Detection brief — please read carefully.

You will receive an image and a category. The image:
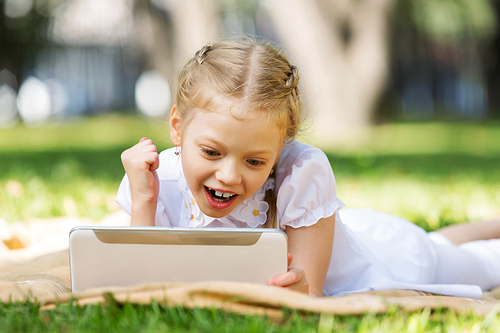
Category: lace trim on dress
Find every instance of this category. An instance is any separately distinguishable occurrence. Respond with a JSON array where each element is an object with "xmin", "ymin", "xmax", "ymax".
[
  {"xmin": 177, "ymin": 175, "xmax": 275, "ymax": 228},
  {"xmin": 278, "ymin": 197, "xmax": 345, "ymax": 230}
]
